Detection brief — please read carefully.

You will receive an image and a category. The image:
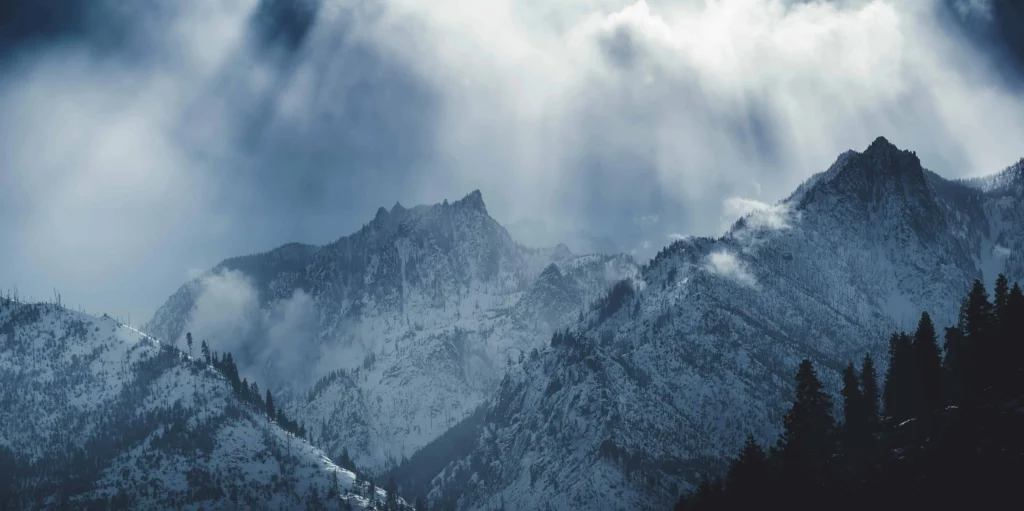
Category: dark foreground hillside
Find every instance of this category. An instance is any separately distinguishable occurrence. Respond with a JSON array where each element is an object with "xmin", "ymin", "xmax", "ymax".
[{"xmin": 676, "ymin": 276, "xmax": 1024, "ymax": 511}]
